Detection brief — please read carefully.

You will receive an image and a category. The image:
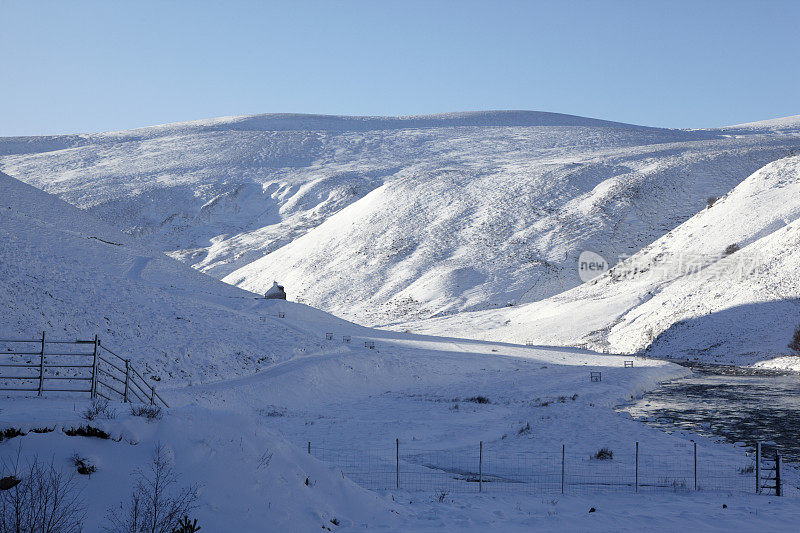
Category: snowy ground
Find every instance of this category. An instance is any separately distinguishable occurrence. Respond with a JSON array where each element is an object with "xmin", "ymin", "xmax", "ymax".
[{"xmin": 3, "ymin": 331, "xmax": 798, "ymax": 531}]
